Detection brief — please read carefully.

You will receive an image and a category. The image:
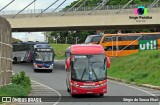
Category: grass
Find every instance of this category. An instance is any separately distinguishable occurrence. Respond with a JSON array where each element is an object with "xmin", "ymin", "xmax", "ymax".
[
  {"xmin": 108, "ymin": 50, "xmax": 160, "ymax": 86},
  {"xmin": 50, "ymin": 44, "xmax": 71, "ymax": 60},
  {"xmin": 0, "ymin": 71, "xmax": 31, "ymax": 103},
  {"xmin": 0, "ymin": 84, "xmax": 28, "ymax": 96}
]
